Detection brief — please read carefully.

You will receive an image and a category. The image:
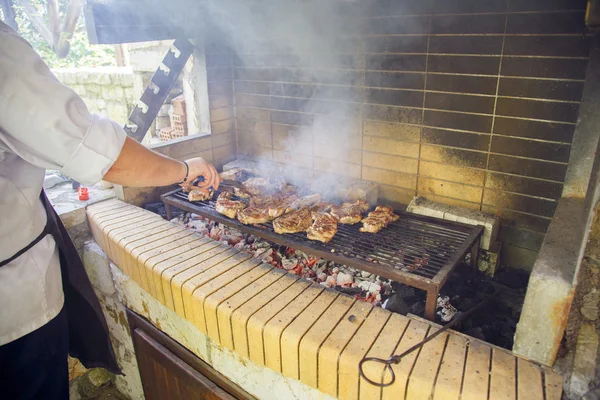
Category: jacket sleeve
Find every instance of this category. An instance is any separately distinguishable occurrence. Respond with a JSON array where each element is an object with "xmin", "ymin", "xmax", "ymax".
[{"xmin": 0, "ymin": 24, "xmax": 127, "ymax": 185}]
